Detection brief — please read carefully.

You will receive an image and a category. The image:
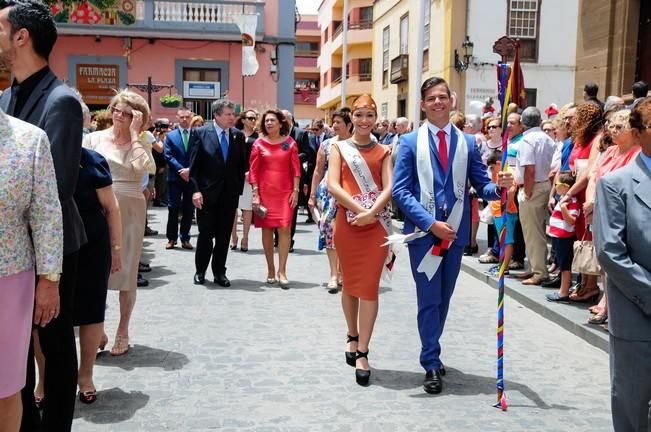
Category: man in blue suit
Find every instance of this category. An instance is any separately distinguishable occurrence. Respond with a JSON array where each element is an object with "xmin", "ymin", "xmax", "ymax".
[
  {"xmin": 164, "ymin": 107, "xmax": 195, "ymax": 250},
  {"xmin": 392, "ymin": 77, "xmax": 513, "ymax": 394}
]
